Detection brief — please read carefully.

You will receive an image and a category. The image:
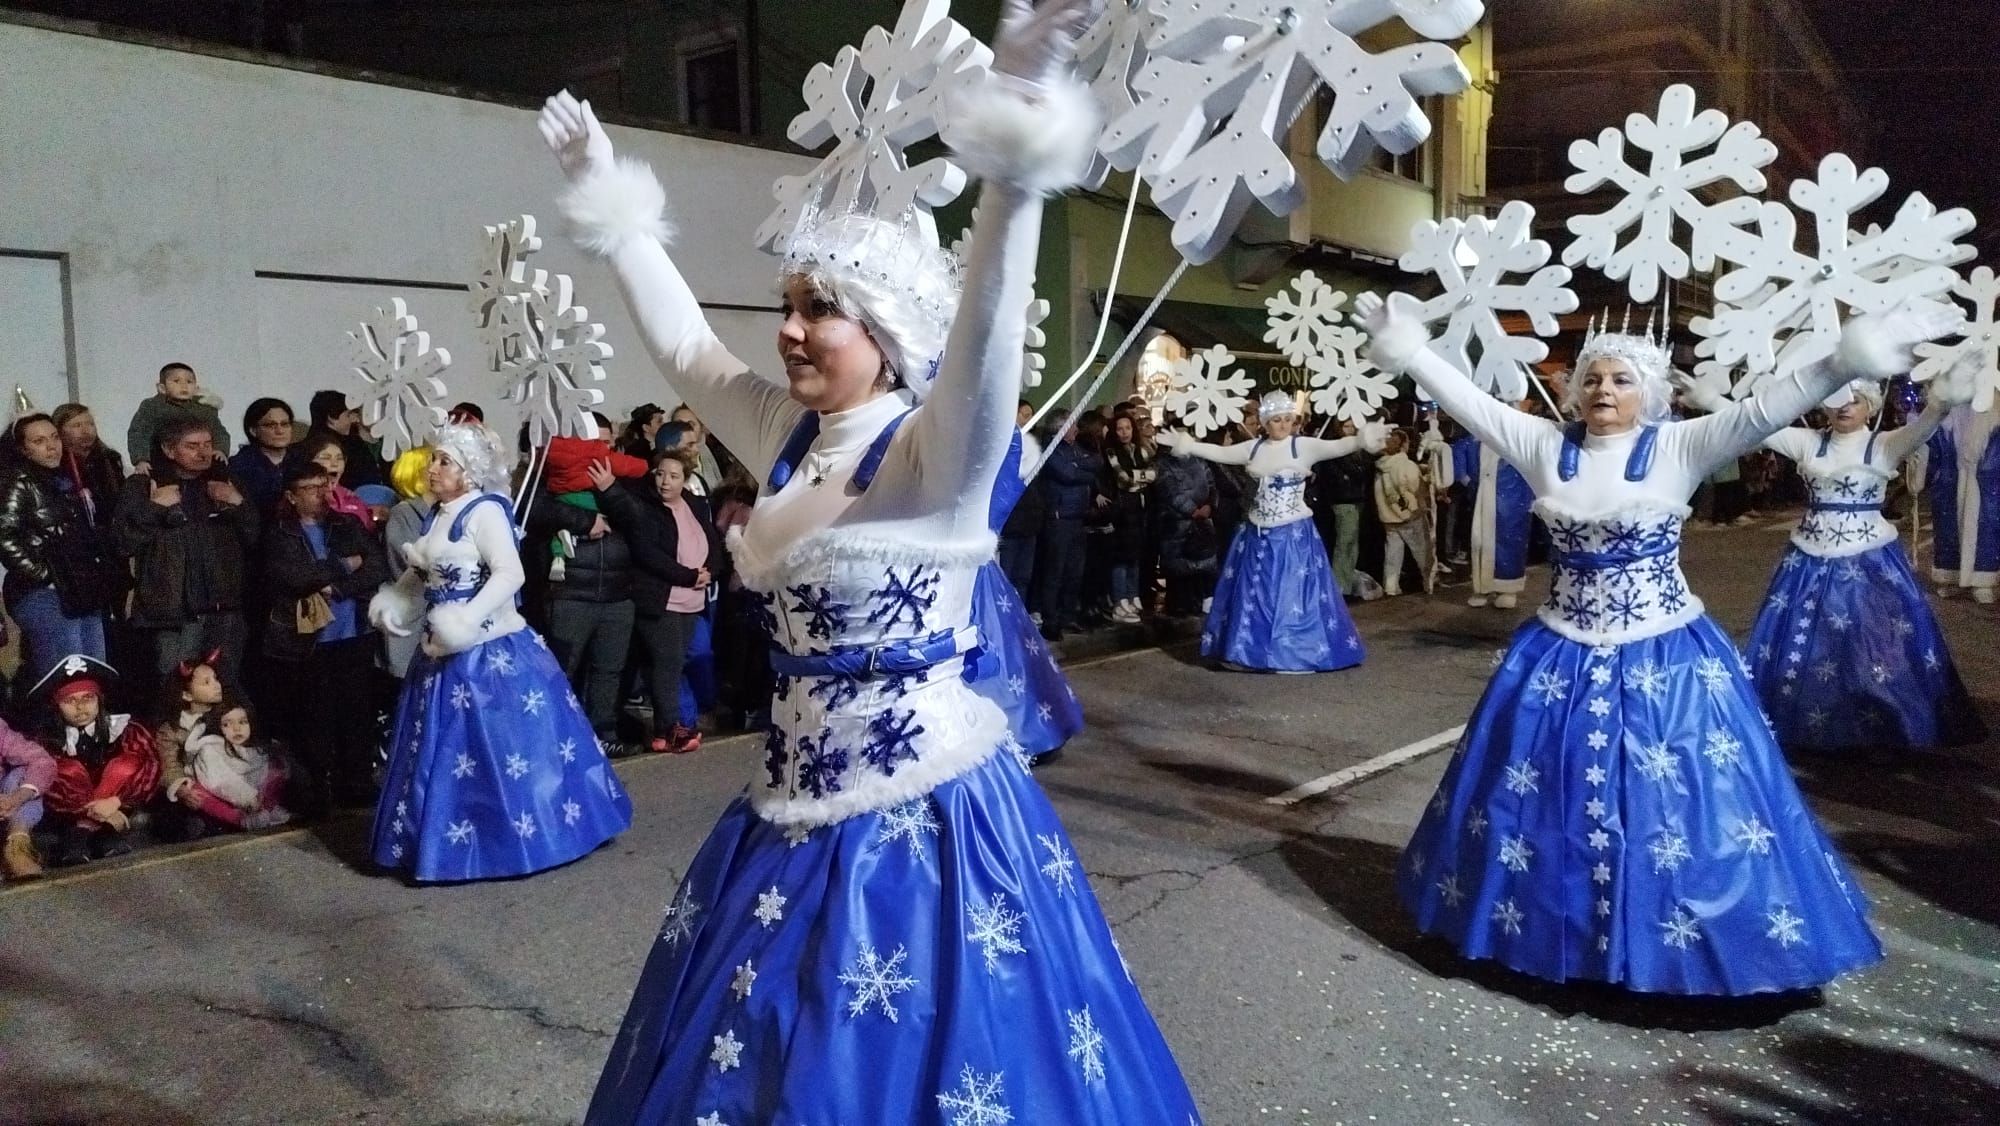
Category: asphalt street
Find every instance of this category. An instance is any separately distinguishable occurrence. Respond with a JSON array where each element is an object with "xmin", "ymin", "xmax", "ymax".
[{"xmin": 4, "ymin": 514, "xmax": 1996, "ymax": 1125}]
